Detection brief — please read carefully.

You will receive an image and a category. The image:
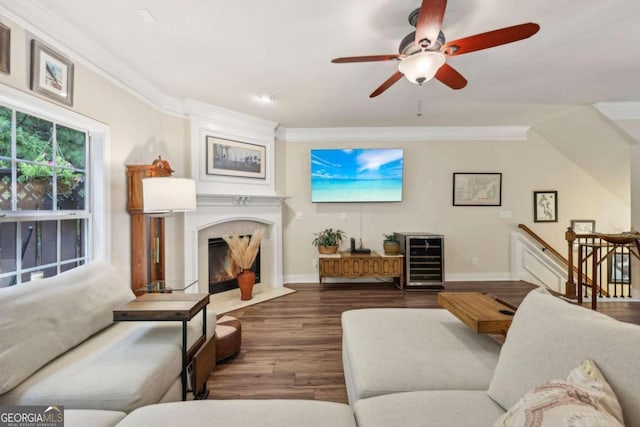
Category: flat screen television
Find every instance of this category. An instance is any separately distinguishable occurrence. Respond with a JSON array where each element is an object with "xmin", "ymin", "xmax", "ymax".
[{"xmin": 311, "ymin": 148, "xmax": 404, "ymax": 203}]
